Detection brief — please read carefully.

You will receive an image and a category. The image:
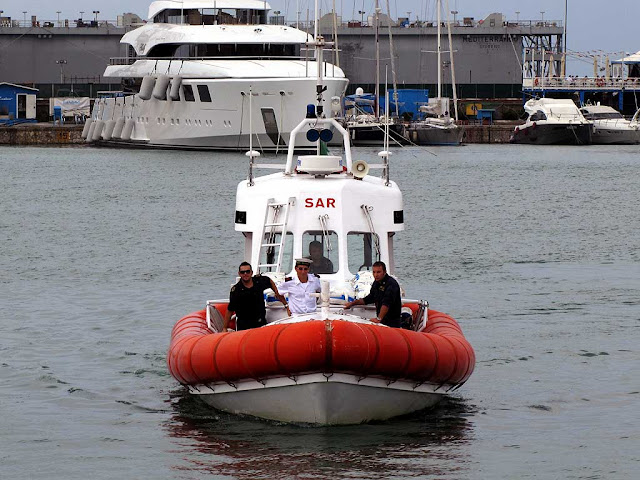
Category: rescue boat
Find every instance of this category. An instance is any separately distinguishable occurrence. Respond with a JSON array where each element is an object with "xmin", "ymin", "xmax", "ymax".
[{"xmin": 168, "ymin": 7, "xmax": 475, "ymax": 425}]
